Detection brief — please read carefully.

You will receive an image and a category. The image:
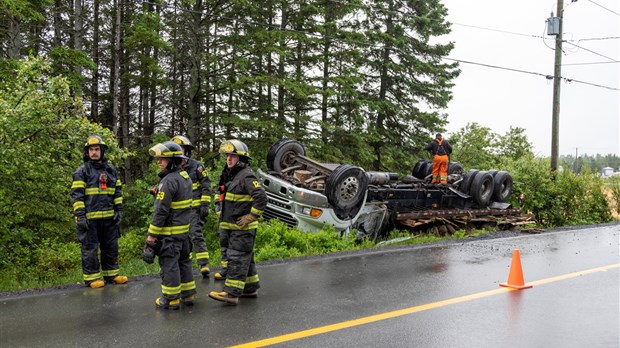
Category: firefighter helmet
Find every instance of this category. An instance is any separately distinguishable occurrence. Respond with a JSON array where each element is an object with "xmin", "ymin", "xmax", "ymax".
[
  {"xmin": 84, "ymin": 135, "xmax": 108, "ymax": 151},
  {"xmin": 219, "ymin": 139, "xmax": 251, "ymax": 159},
  {"xmin": 149, "ymin": 141, "xmax": 187, "ymax": 158},
  {"xmin": 171, "ymin": 135, "xmax": 195, "ymax": 150}
]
